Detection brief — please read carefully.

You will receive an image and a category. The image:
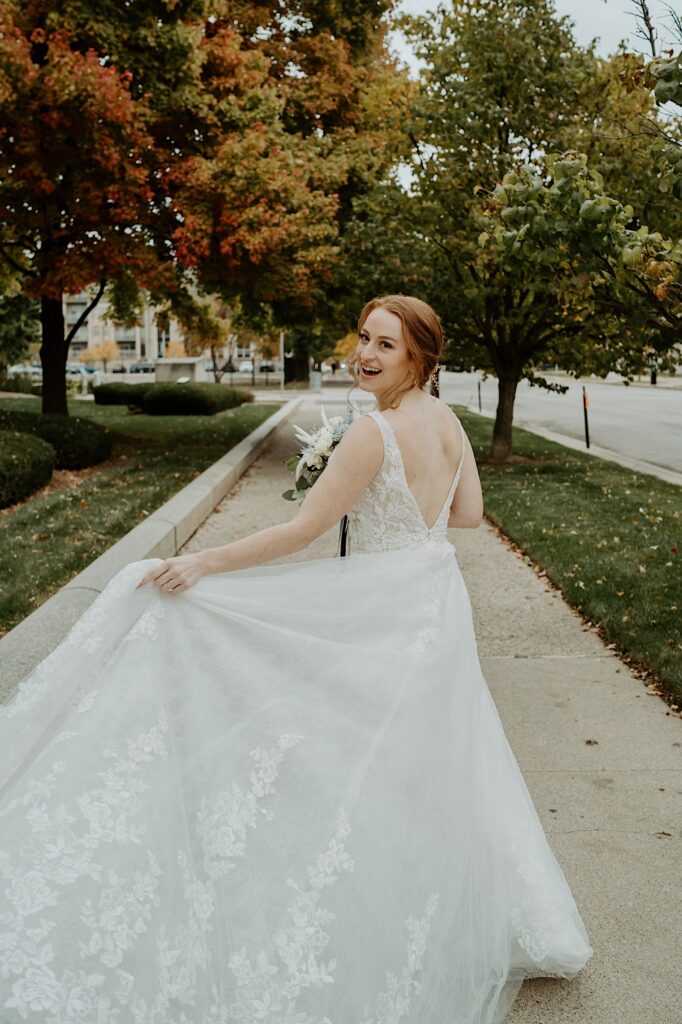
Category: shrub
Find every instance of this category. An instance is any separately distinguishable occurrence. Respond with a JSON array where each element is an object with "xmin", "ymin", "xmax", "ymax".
[
  {"xmin": 0, "ymin": 374, "xmax": 40, "ymax": 395},
  {"xmin": 0, "ymin": 430, "xmax": 55, "ymax": 508},
  {"xmin": 0, "ymin": 409, "xmax": 111, "ymax": 469},
  {"xmin": 141, "ymin": 383, "xmax": 250, "ymax": 416},
  {"xmin": 93, "ymin": 382, "xmax": 149, "ymax": 409}
]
